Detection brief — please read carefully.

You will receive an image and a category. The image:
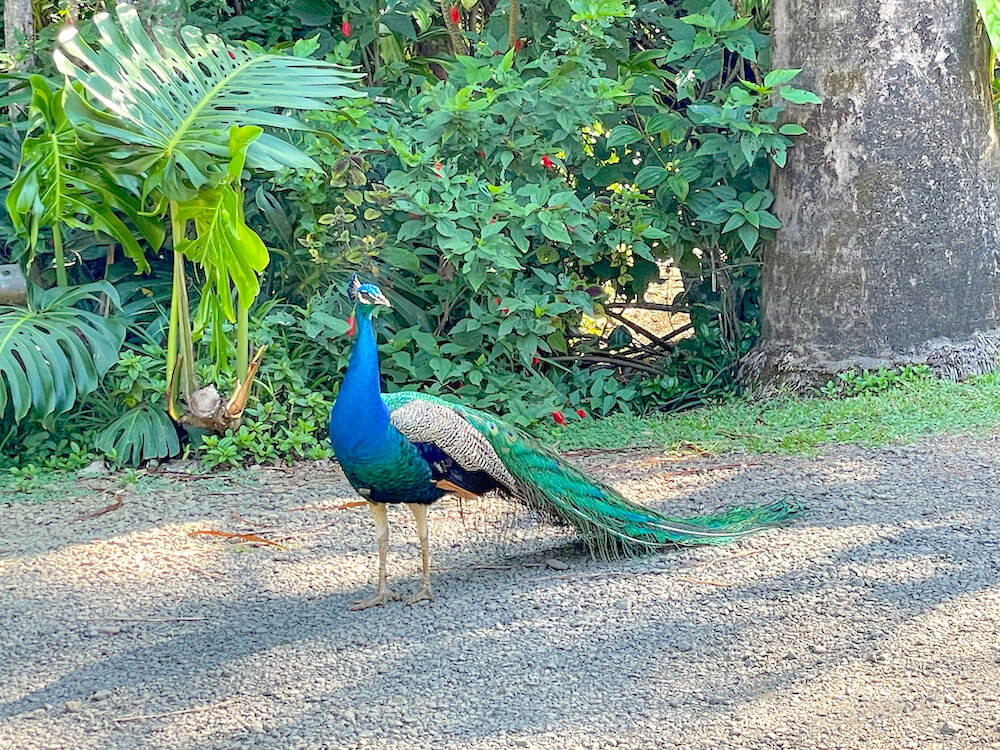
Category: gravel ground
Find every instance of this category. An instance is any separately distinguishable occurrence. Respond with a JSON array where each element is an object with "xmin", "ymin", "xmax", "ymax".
[{"xmin": 2, "ymin": 434, "xmax": 1000, "ymax": 750}]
